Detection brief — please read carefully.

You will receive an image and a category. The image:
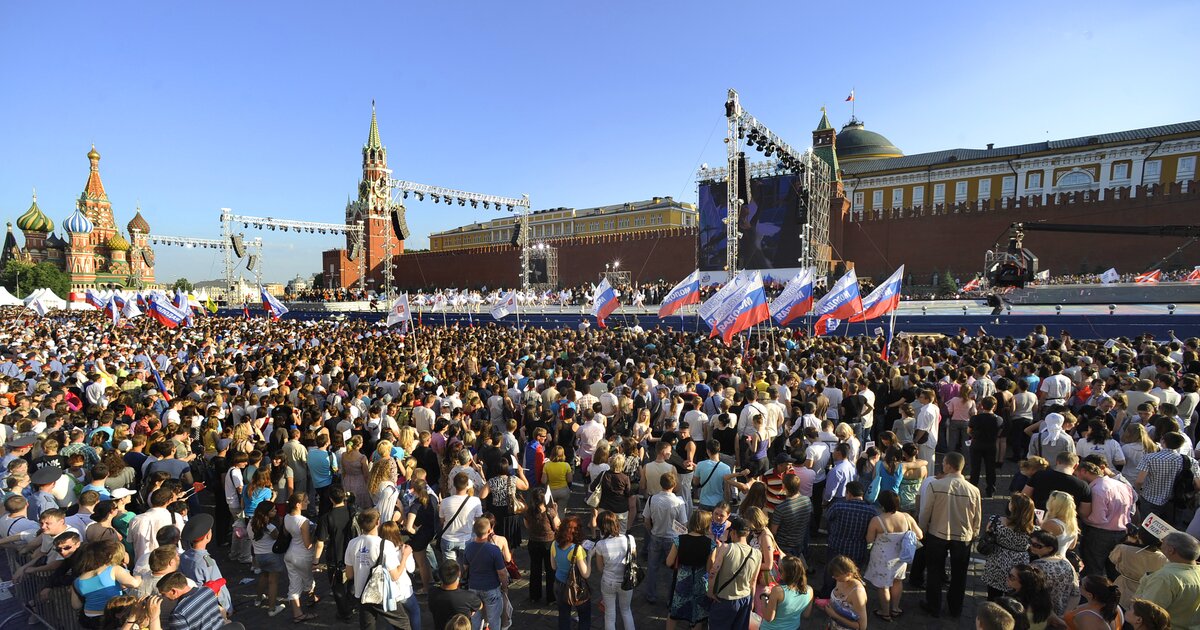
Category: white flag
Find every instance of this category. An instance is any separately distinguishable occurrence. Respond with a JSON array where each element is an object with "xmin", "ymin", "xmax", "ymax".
[
  {"xmin": 27, "ymin": 298, "xmax": 48, "ymax": 317},
  {"xmin": 1035, "ymin": 269, "xmax": 1050, "ymax": 281},
  {"xmin": 387, "ymin": 293, "xmax": 412, "ymax": 327},
  {"xmin": 1100, "ymin": 268, "xmax": 1119, "ymax": 284},
  {"xmin": 491, "ymin": 291, "xmax": 518, "ymax": 320},
  {"xmin": 122, "ymin": 299, "xmax": 143, "ymax": 320}
]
